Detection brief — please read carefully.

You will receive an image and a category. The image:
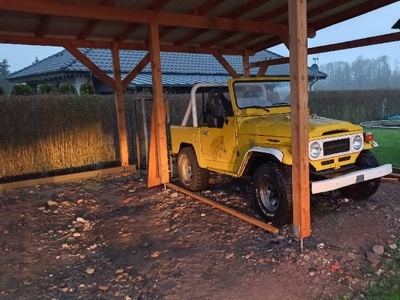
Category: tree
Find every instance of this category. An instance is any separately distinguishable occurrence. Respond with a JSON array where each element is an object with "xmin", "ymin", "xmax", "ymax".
[
  {"xmin": 32, "ymin": 57, "xmax": 40, "ymax": 65},
  {"xmin": 0, "ymin": 59, "xmax": 10, "ymax": 80}
]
